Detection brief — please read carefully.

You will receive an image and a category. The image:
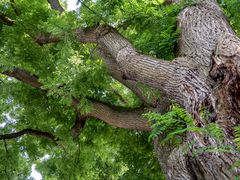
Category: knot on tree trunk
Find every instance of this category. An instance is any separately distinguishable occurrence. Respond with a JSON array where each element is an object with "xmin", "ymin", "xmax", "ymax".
[{"xmin": 210, "ymin": 33, "xmax": 240, "ymax": 131}]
